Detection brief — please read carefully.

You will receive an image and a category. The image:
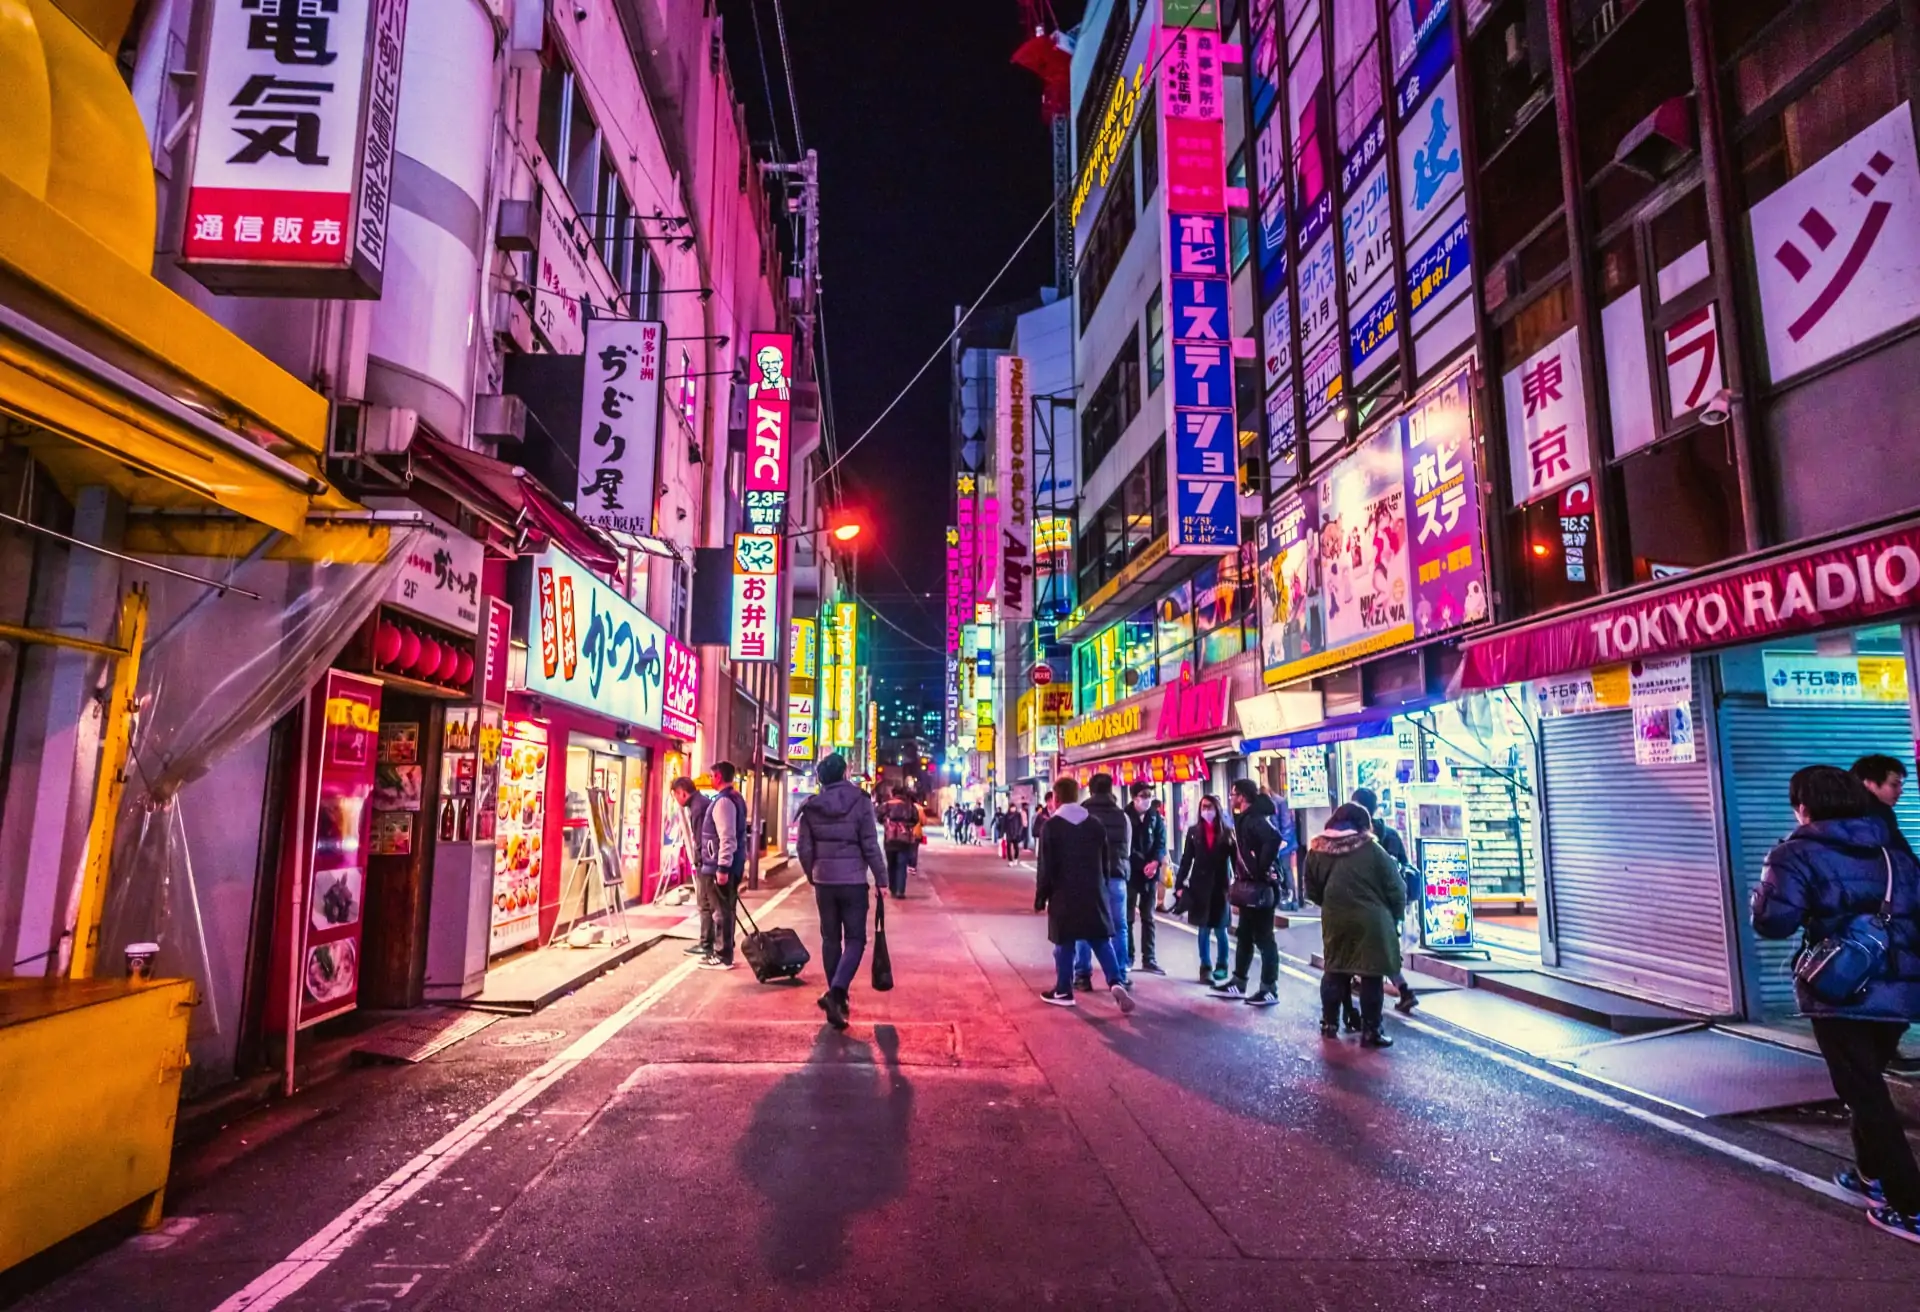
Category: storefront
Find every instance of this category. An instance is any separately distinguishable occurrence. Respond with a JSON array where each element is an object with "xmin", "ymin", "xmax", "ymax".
[{"xmin": 1460, "ymin": 517, "xmax": 1920, "ymax": 1018}]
